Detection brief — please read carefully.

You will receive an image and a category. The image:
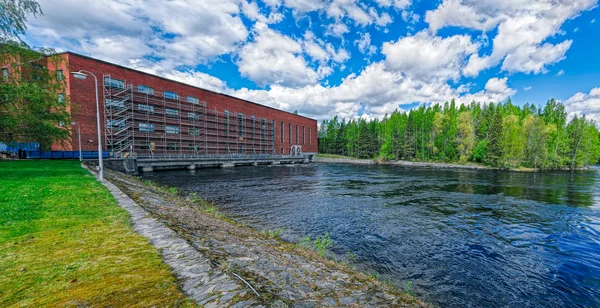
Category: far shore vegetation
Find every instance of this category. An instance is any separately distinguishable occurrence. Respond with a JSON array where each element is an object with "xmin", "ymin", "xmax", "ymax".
[
  {"xmin": 0, "ymin": 161, "xmax": 195, "ymax": 307},
  {"xmin": 318, "ymin": 99, "xmax": 600, "ymax": 170}
]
